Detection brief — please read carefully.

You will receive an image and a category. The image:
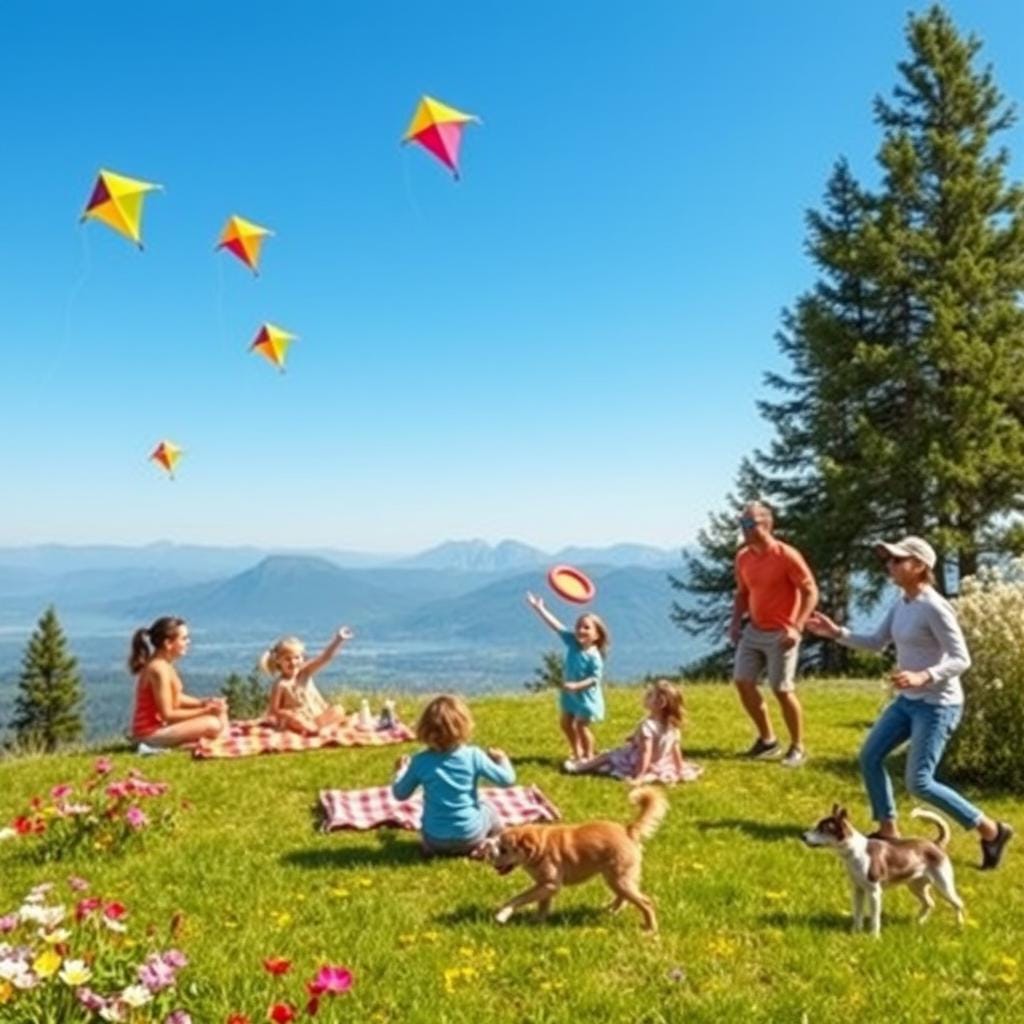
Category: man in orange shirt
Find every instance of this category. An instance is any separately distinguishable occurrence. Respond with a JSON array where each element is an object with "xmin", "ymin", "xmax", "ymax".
[{"xmin": 729, "ymin": 501, "xmax": 818, "ymax": 767}]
